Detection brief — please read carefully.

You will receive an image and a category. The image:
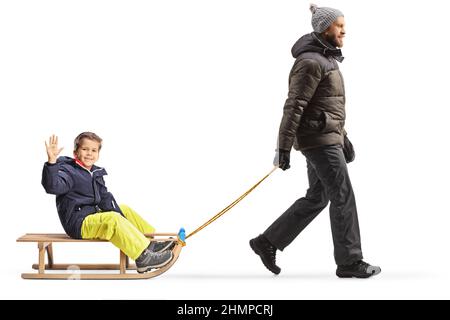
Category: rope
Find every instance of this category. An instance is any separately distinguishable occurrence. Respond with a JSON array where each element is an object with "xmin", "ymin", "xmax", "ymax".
[{"xmin": 186, "ymin": 166, "xmax": 278, "ymax": 239}]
